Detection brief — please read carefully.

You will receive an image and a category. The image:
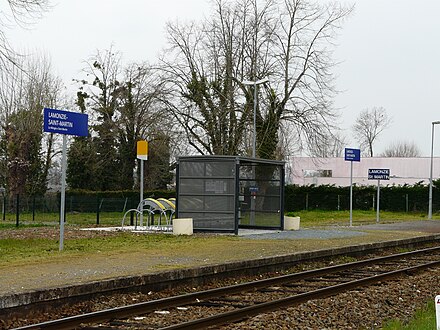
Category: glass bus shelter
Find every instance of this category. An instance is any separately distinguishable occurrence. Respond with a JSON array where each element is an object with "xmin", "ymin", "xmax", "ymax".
[{"xmin": 176, "ymin": 156, "xmax": 285, "ymax": 234}]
